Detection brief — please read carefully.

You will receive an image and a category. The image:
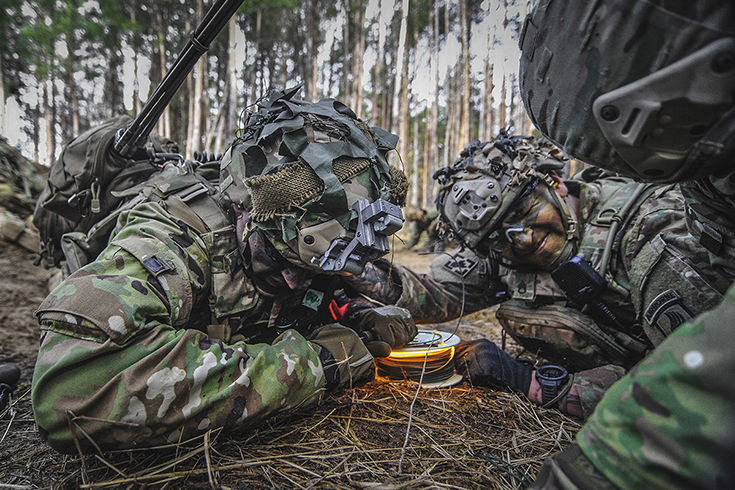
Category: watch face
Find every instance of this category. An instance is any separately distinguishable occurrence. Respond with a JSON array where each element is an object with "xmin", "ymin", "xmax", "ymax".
[{"xmin": 538, "ymin": 365, "xmax": 567, "ymax": 382}]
